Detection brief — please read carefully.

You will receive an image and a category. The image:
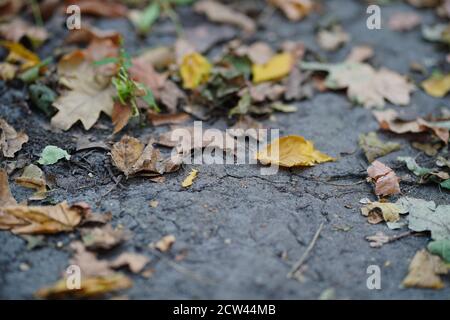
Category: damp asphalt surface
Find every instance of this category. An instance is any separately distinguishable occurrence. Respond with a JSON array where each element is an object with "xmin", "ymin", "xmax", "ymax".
[{"xmin": 1, "ymin": 0, "xmax": 450, "ymax": 299}]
